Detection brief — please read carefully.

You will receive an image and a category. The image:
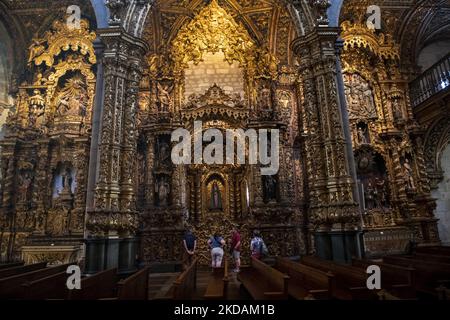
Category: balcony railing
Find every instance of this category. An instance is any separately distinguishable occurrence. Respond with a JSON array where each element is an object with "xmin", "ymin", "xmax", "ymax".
[{"xmin": 410, "ymin": 52, "xmax": 450, "ymax": 107}]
